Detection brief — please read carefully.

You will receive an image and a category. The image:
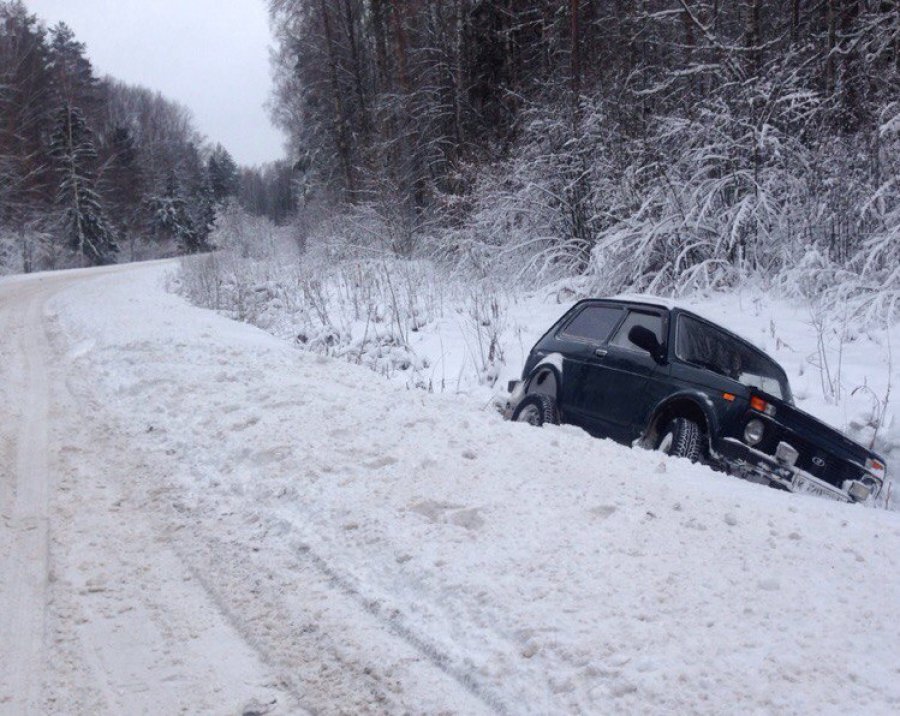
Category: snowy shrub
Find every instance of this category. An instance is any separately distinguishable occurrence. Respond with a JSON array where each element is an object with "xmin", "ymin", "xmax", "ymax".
[
  {"xmin": 179, "ymin": 208, "xmax": 299, "ymax": 326},
  {"xmin": 841, "ymin": 104, "xmax": 900, "ymax": 324},
  {"xmin": 0, "ymin": 226, "xmax": 53, "ymax": 274},
  {"xmin": 0, "ymin": 229, "xmax": 23, "ymax": 275},
  {"xmin": 211, "ymin": 202, "xmax": 284, "ymax": 260},
  {"xmin": 586, "ymin": 66, "xmax": 819, "ymax": 296},
  {"xmin": 434, "ymin": 97, "xmax": 623, "ymax": 286},
  {"xmin": 177, "ymin": 222, "xmax": 518, "ymax": 392}
]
